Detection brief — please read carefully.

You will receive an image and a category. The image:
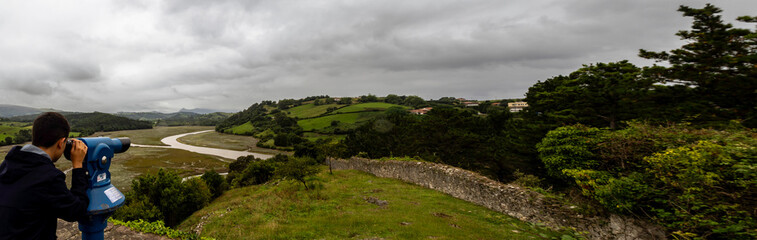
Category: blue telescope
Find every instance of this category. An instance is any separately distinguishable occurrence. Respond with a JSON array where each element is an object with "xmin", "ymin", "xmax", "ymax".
[{"xmin": 65, "ymin": 137, "xmax": 130, "ymax": 240}]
